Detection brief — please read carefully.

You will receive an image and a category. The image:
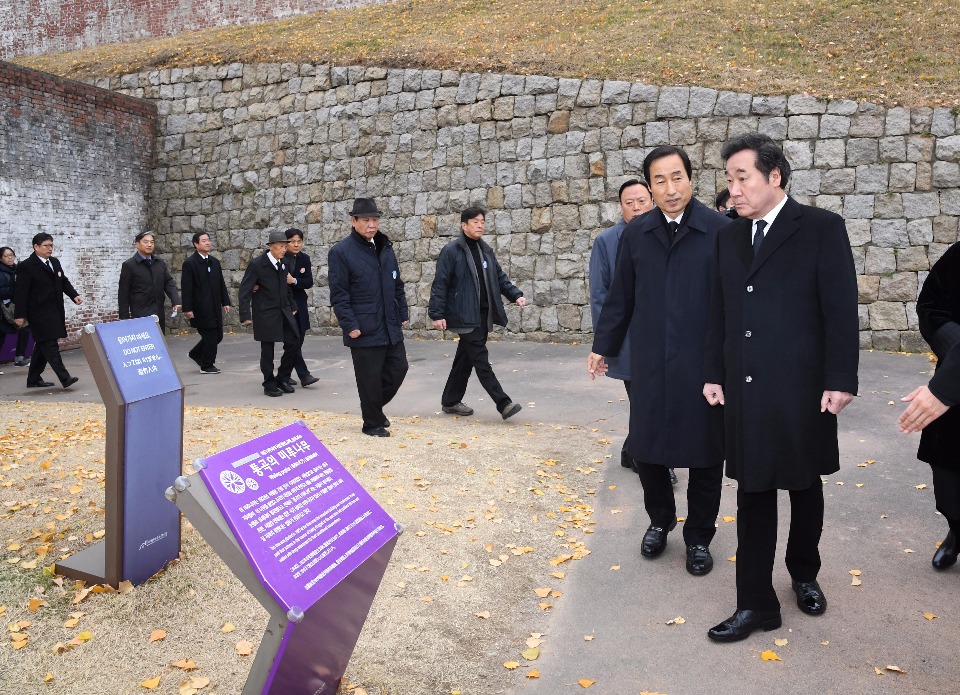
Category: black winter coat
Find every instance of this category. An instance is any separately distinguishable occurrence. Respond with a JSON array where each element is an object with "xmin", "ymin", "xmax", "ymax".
[
  {"xmin": 118, "ymin": 253, "xmax": 180, "ymax": 331},
  {"xmin": 704, "ymin": 197, "xmax": 859, "ymax": 492},
  {"xmin": 328, "ymin": 231, "xmax": 408, "ymax": 348},
  {"xmin": 14, "ymin": 254, "xmax": 80, "ymax": 342},
  {"xmin": 592, "ymin": 200, "xmax": 728, "ymax": 469},
  {"xmin": 0, "ymin": 262, "xmax": 14, "ymax": 302},
  {"xmin": 428, "ymin": 234, "xmax": 522, "ymax": 331},
  {"xmin": 238, "ymin": 251, "xmax": 299, "ymax": 343},
  {"xmin": 285, "ymin": 250, "xmax": 313, "ymax": 334},
  {"xmin": 917, "ymin": 242, "xmax": 960, "ymax": 470},
  {"xmin": 181, "ymin": 252, "xmax": 230, "ymax": 330}
]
